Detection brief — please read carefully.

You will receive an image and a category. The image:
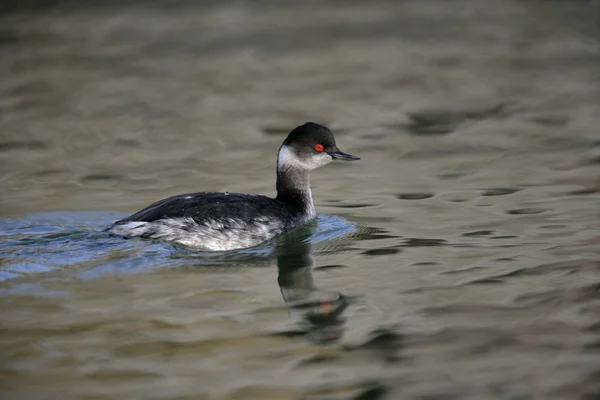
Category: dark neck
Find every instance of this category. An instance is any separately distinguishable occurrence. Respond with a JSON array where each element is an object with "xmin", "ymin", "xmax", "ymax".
[{"xmin": 275, "ymin": 167, "xmax": 314, "ymax": 212}]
